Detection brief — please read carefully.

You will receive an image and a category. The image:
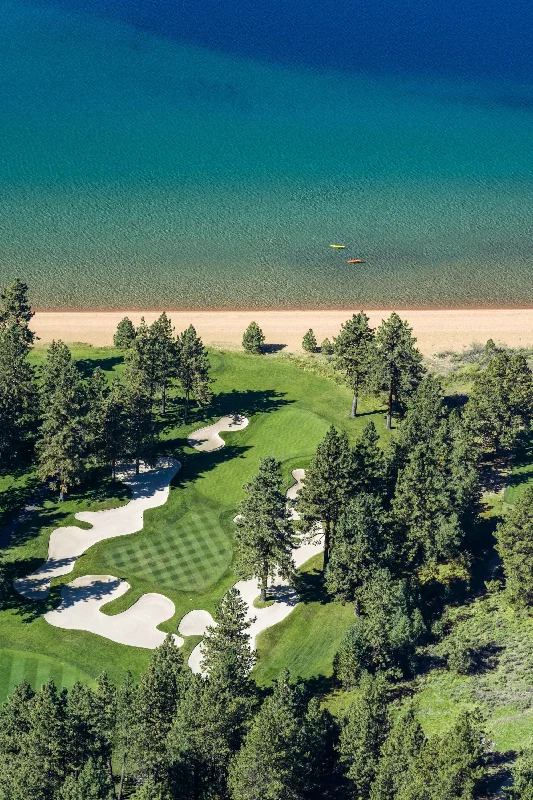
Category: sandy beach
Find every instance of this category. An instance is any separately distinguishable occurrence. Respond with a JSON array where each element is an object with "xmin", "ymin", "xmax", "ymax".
[{"xmin": 31, "ymin": 309, "xmax": 533, "ymax": 357}]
